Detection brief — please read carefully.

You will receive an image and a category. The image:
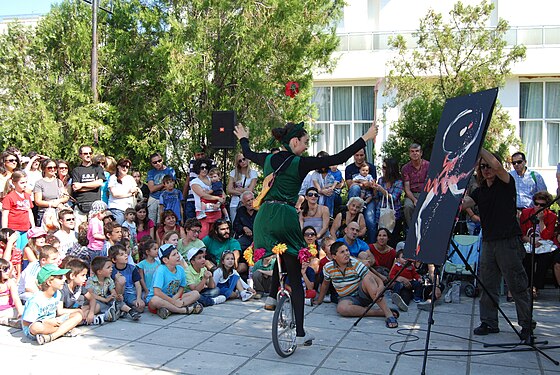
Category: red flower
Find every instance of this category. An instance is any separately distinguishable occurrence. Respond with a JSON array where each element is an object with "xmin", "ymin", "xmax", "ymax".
[
  {"xmin": 298, "ymin": 247, "xmax": 312, "ymax": 263},
  {"xmin": 285, "ymin": 81, "xmax": 300, "ymax": 98},
  {"xmin": 253, "ymin": 248, "xmax": 266, "ymax": 263}
]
